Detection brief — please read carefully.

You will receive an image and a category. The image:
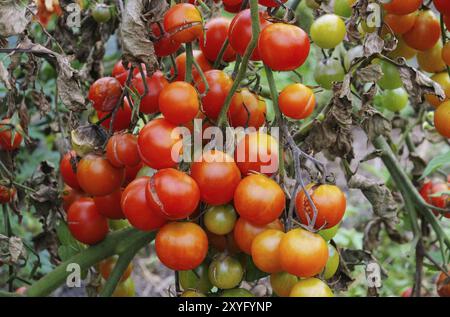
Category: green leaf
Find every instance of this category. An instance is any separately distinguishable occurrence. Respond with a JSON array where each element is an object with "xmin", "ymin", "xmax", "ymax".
[
  {"xmin": 421, "ymin": 151, "xmax": 450, "ymax": 179},
  {"xmin": 241, "ymin": 254, "xmax": 269, "ymax": 282}
]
